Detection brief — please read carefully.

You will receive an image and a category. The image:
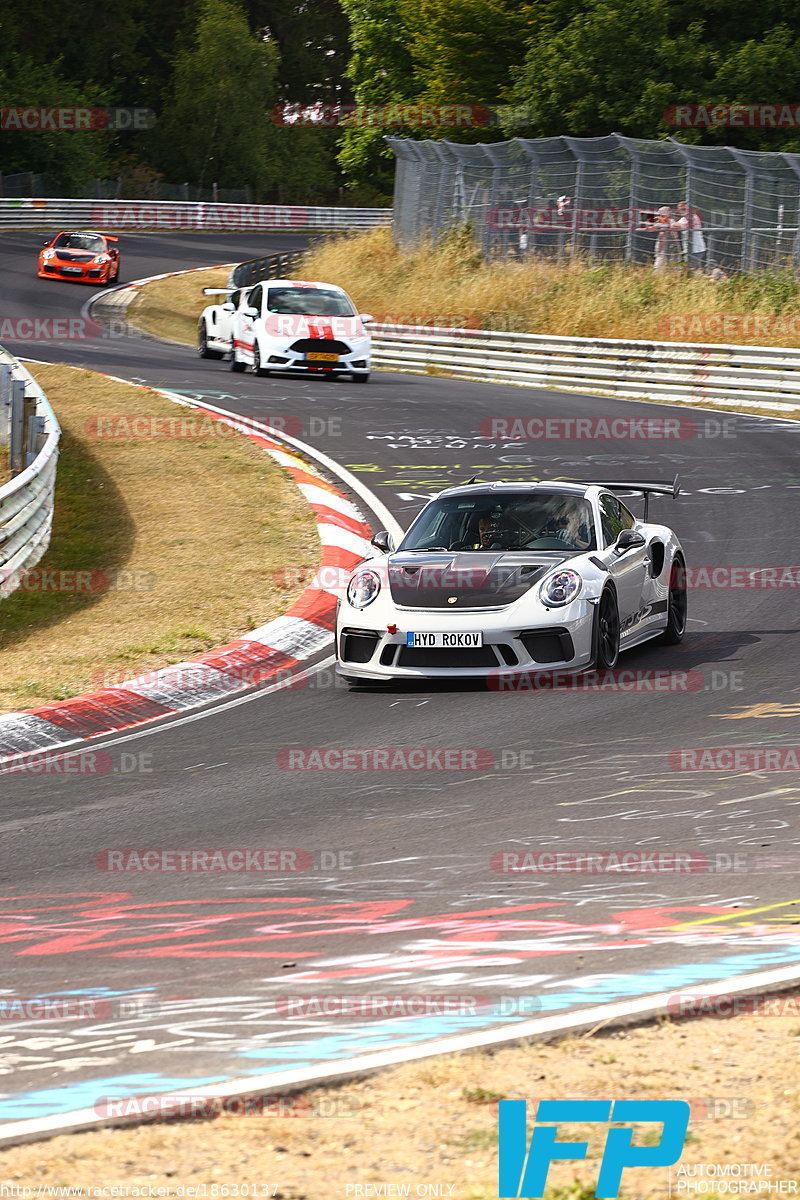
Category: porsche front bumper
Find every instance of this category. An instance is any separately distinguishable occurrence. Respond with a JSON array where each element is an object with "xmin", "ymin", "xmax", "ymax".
[{"xmin": 336, "ymin": 604, "xmax": 596, "ymax": 681}]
